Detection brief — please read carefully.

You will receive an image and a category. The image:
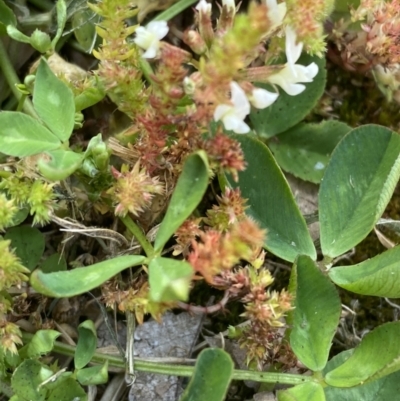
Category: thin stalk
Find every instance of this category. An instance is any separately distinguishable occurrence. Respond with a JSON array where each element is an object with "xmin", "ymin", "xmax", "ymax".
[
  {"xmin": 21, "ymin": 332, "xmax": 313, "ymax": 385},
  {"xmin": 231, "ymin": 370, "xmax": 312, "ymax": 386},
  {"xmin": 119, "ymin": 215, "xmax": 154, "ymax": 257},
  {"xmin": 16, "ymin": 94, "xmax": 28, "ymax": 112},
  {"xmin": 152, "ymin": 0, "xmax": 199, "ymax": 21},
  {"xmin": 0, "ymin": 41, "xmax": 38, "ymax": 118},
  {"xmin": 138, "ymin": 58, "xmax": 155, "ymax": 85}
]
